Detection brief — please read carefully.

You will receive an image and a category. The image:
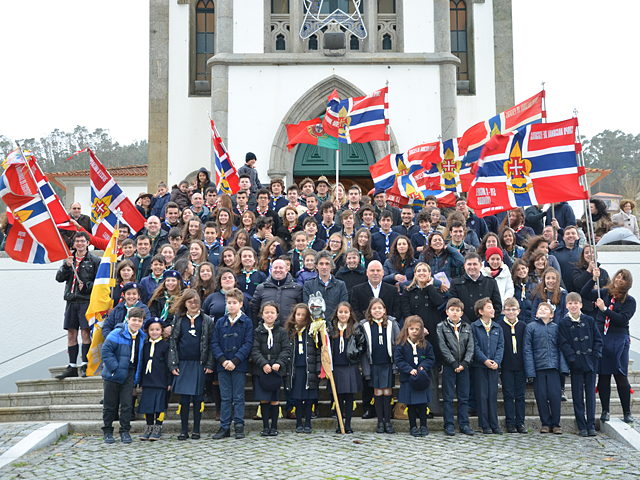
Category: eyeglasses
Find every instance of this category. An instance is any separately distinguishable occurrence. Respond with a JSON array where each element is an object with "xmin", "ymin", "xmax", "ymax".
[{"xmin": 503, "ymin": 308, "xmax": 519, "ymax": 312}]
